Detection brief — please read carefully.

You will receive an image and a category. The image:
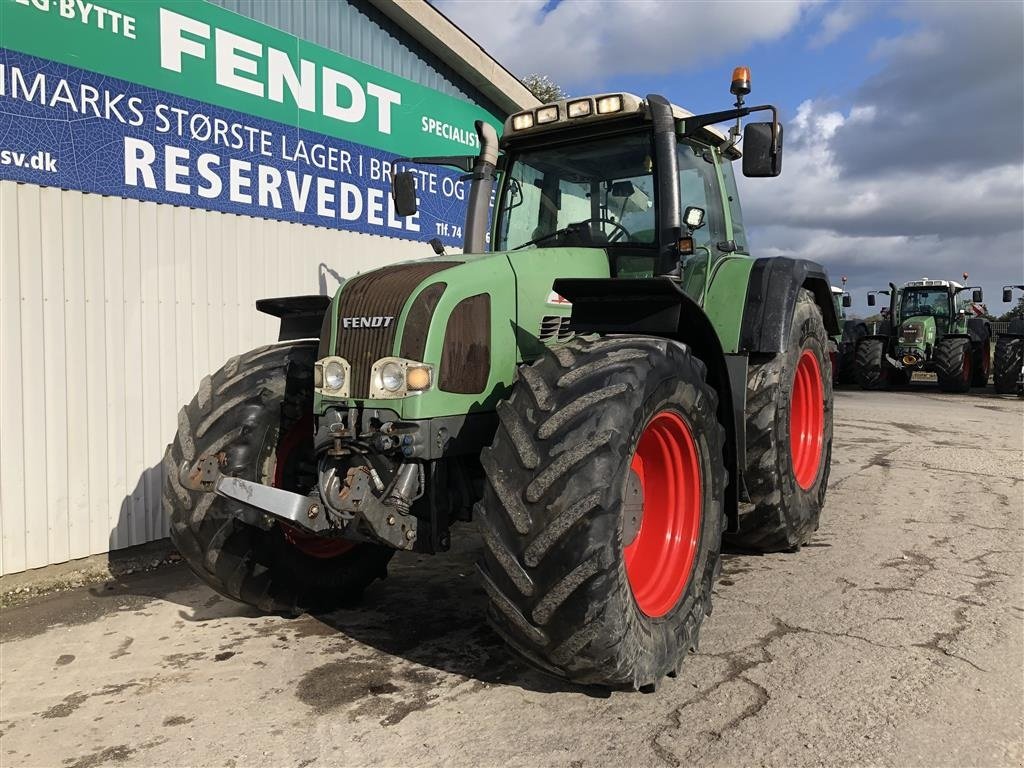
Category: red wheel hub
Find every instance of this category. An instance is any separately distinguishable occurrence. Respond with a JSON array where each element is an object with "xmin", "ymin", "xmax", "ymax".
[
  {"xmin": 624, "ymin": 411, "xmax": 702, "ymax": 618},
  {"xmin": 790, "ymin": 349, "xmax": 825, "ymax": 491},
  {"xmin": 274, "ymin": 415, "xmax": 354, "ymax": 559}
]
